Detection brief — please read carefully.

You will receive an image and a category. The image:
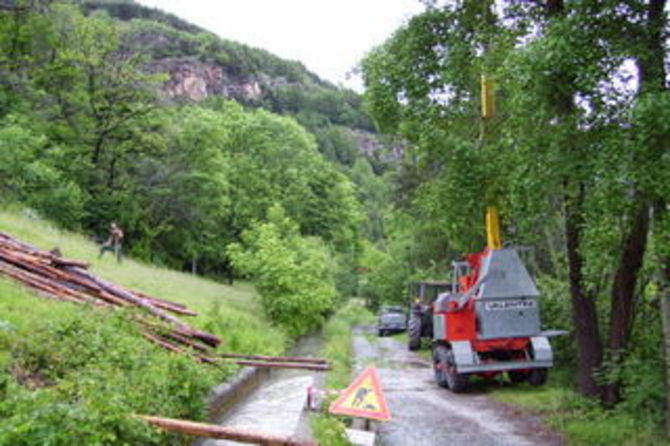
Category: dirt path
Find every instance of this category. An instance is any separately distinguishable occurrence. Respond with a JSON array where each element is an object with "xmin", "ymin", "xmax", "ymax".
[{"xmin": 352, "ymin": 326, "xmax": 564, "ymax": 446}]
